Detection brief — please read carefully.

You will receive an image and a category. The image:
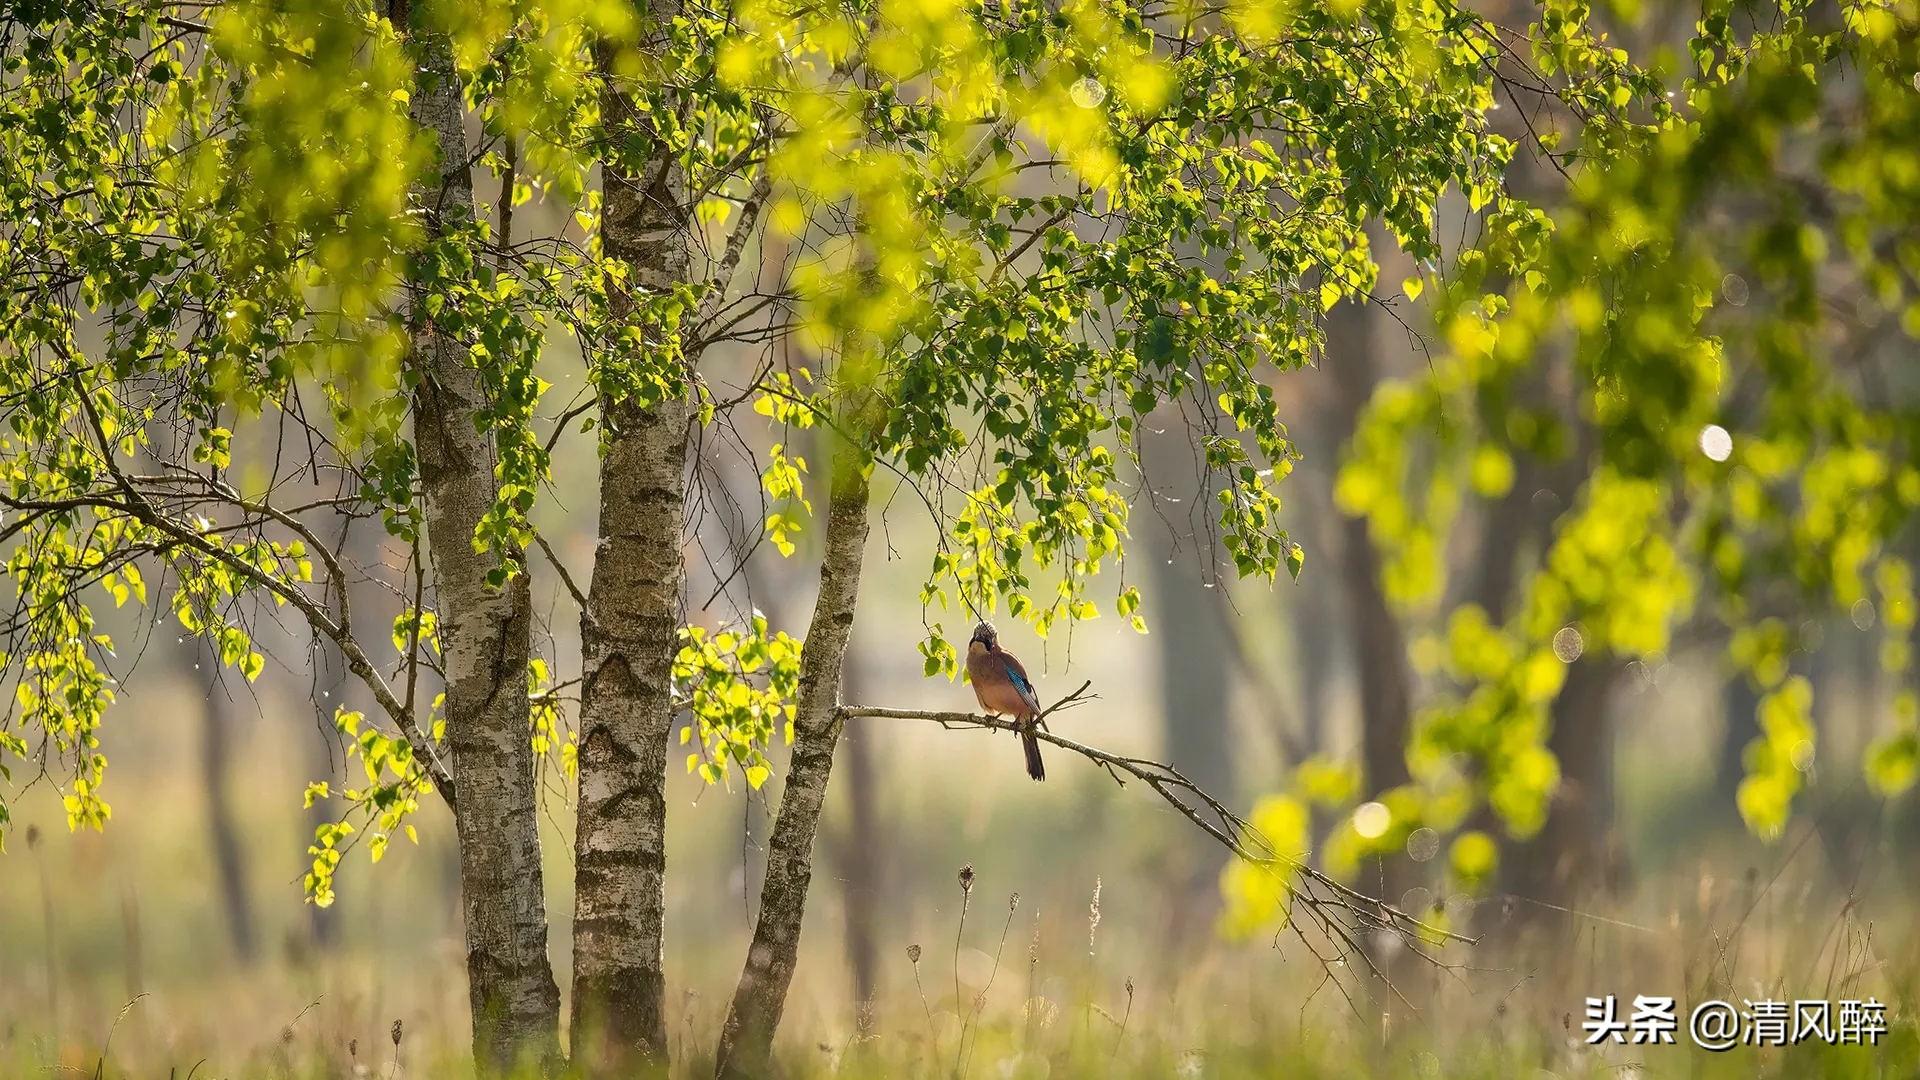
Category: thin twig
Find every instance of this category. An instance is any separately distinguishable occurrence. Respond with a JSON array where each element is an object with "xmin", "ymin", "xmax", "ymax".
[{"xmin": 839, "ymin": 683, "xmax": 1475, "ymax": 1003}]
